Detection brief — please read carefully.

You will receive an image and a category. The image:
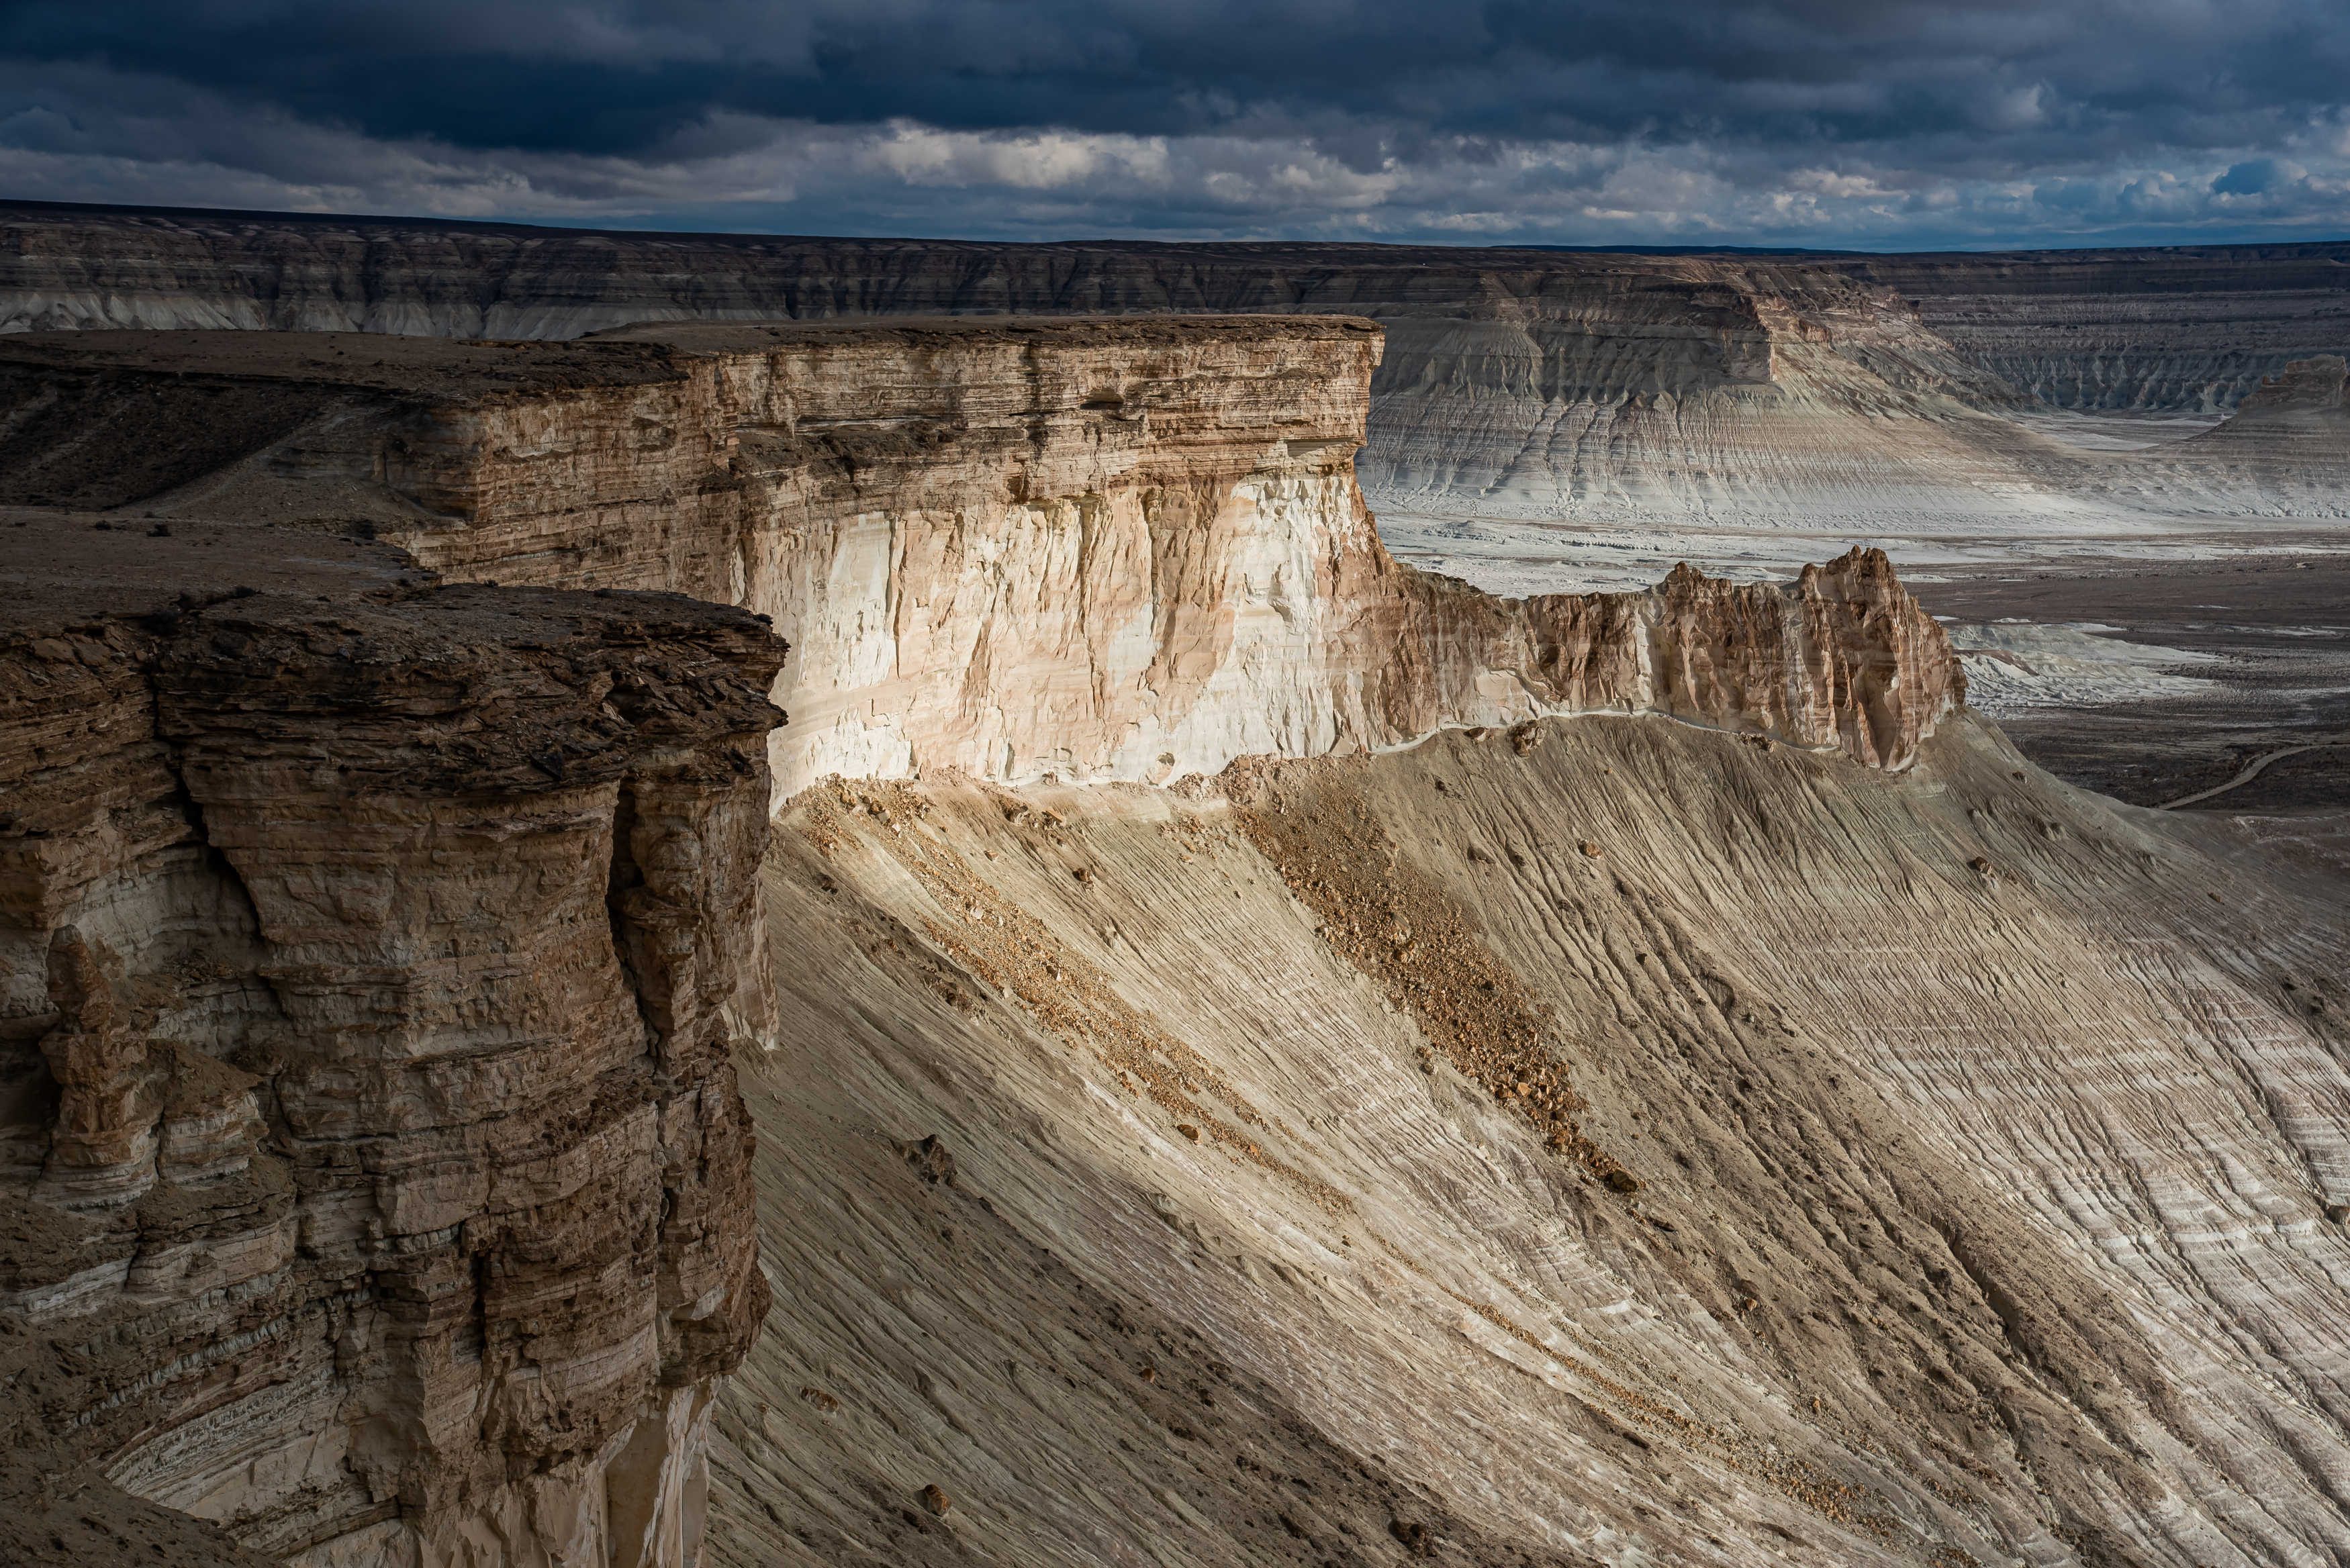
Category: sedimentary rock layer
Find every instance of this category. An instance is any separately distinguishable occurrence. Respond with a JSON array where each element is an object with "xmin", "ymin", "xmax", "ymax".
[
  {"xmin": 10, "ymin": 203, "xmax": 2350, "ymax": 525},
  {"xmin": 1814, "ymin": 242, "xmax": 2350, "ymax": 411},
  {"xmin": 0, "ymin": 203, "xmax": 2043, "ymax": 527},
  {"xmin": 0, "ymin": 517, "xmax": 784, "ymax": 1567},
  {"xmin": 3, "ymin": 263, "xmax": 2343, "ymax": 1568},
  {"xmin": 0, "ymin": 322, "xmax": 1962, "ymax": 793}
]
